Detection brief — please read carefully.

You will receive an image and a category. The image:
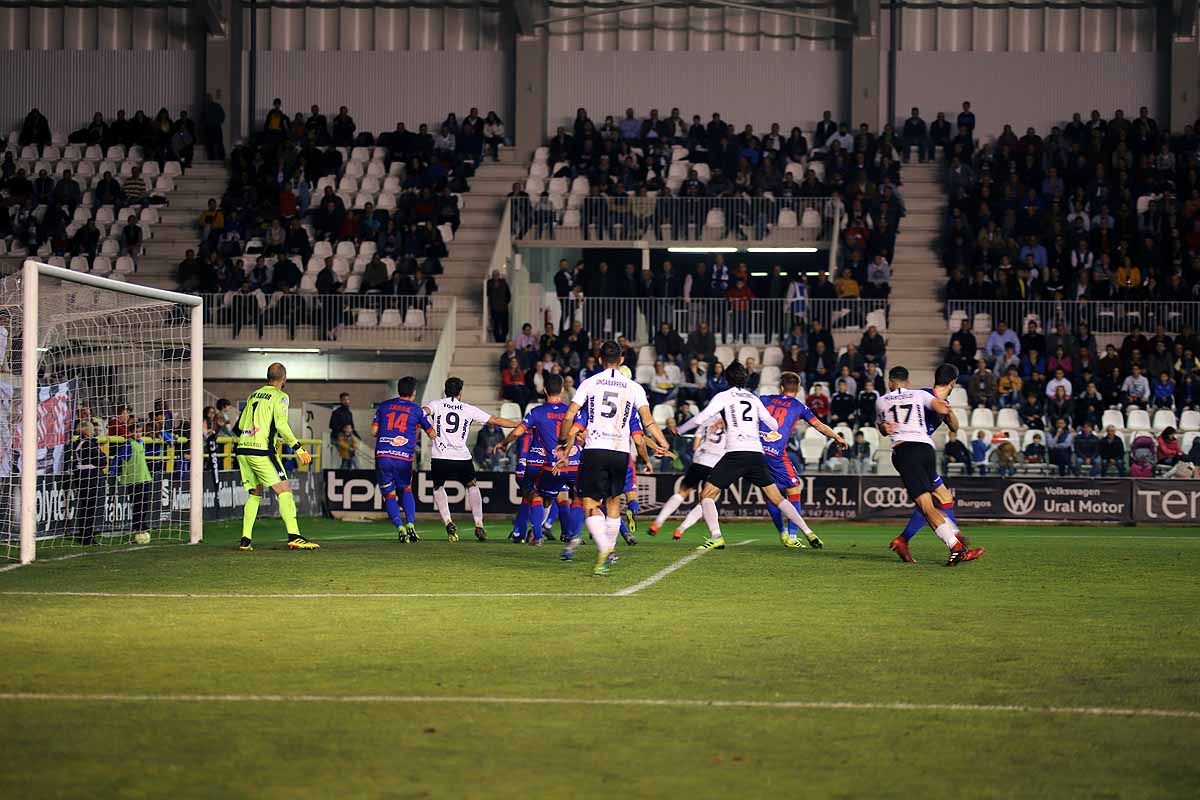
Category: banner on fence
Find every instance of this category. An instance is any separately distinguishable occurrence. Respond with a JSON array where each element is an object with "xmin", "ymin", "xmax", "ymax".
[
  {"xmin": 858, "ymin": 477, "xmax": 1132, "ymax": 522},
  {"xmin": 1131, "ymin": 480, "xmax": 1200, "ymax": 523}
]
